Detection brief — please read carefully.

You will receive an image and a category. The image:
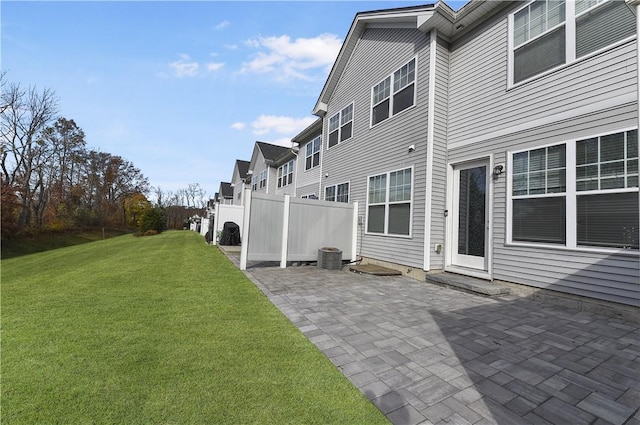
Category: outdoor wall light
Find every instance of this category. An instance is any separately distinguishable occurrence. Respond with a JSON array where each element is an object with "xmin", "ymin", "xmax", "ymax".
[{"xmin": 493, "ymin": 164, "xmax": 504, "ymax": 180}]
